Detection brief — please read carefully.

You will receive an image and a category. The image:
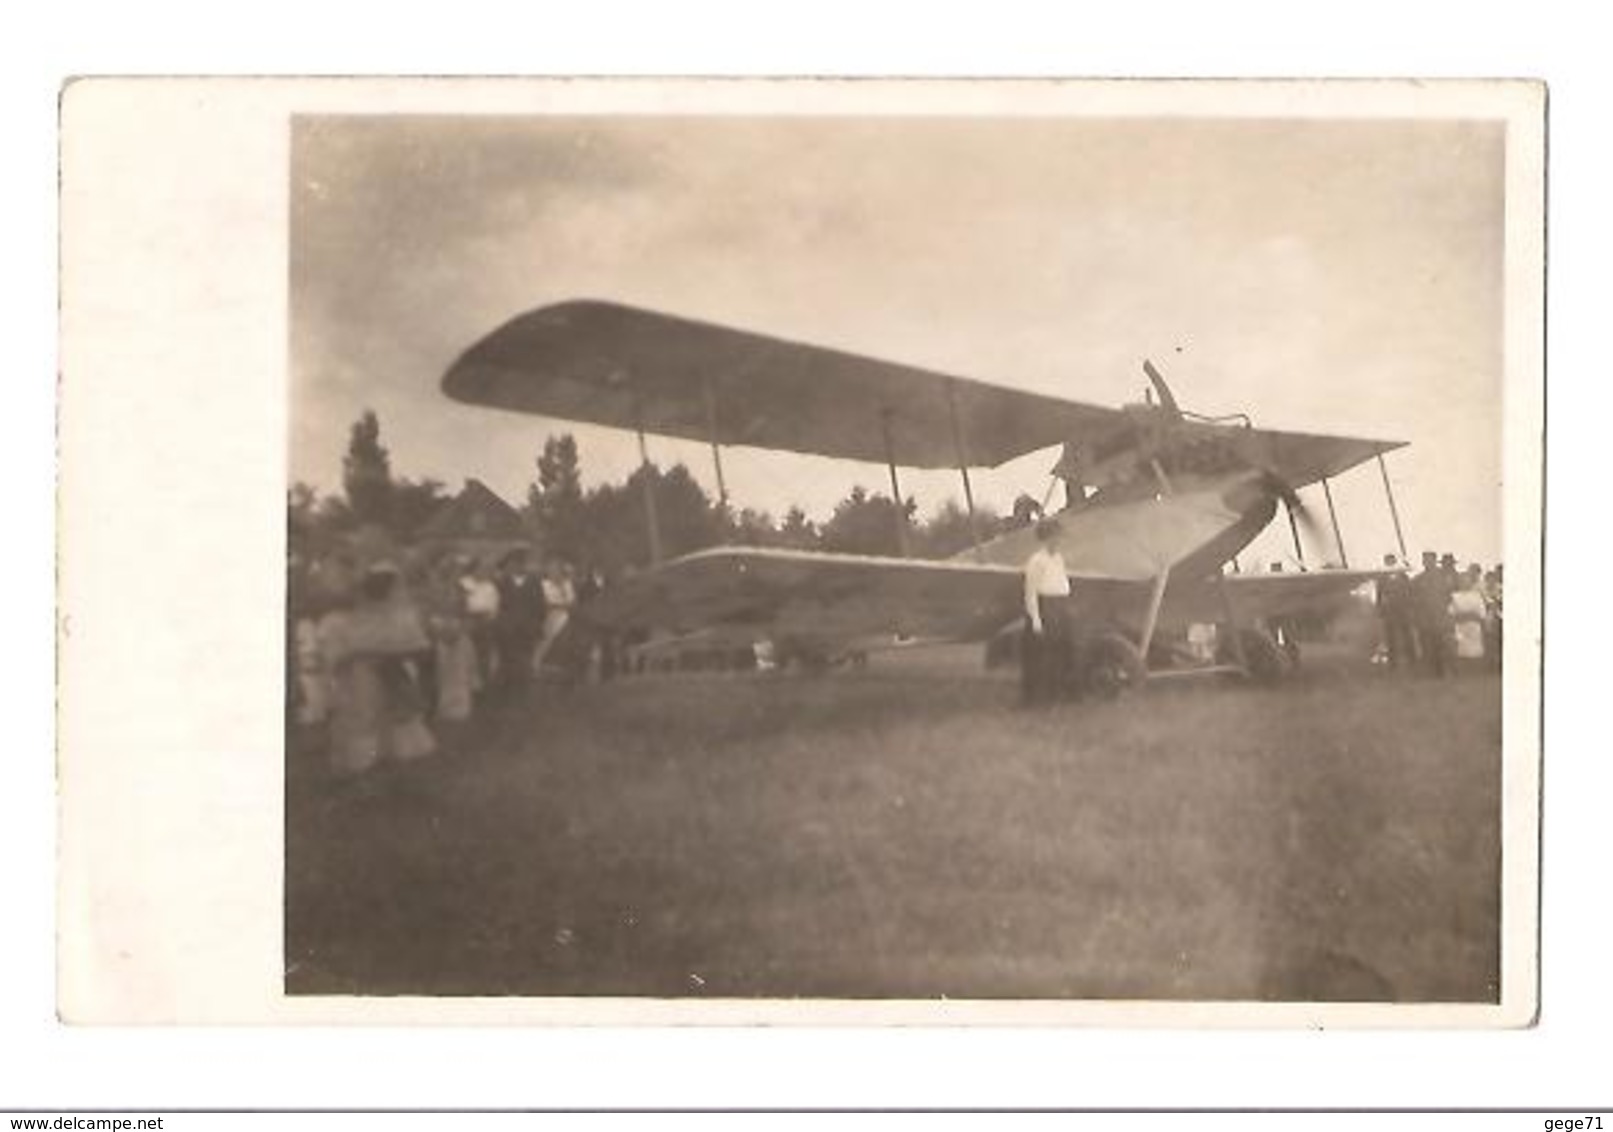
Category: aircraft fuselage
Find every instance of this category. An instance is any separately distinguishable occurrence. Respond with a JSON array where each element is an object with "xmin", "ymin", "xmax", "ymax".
[{"xmin": 958, "ymin": 468, "xmax": 1279, "ymax": 587}]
